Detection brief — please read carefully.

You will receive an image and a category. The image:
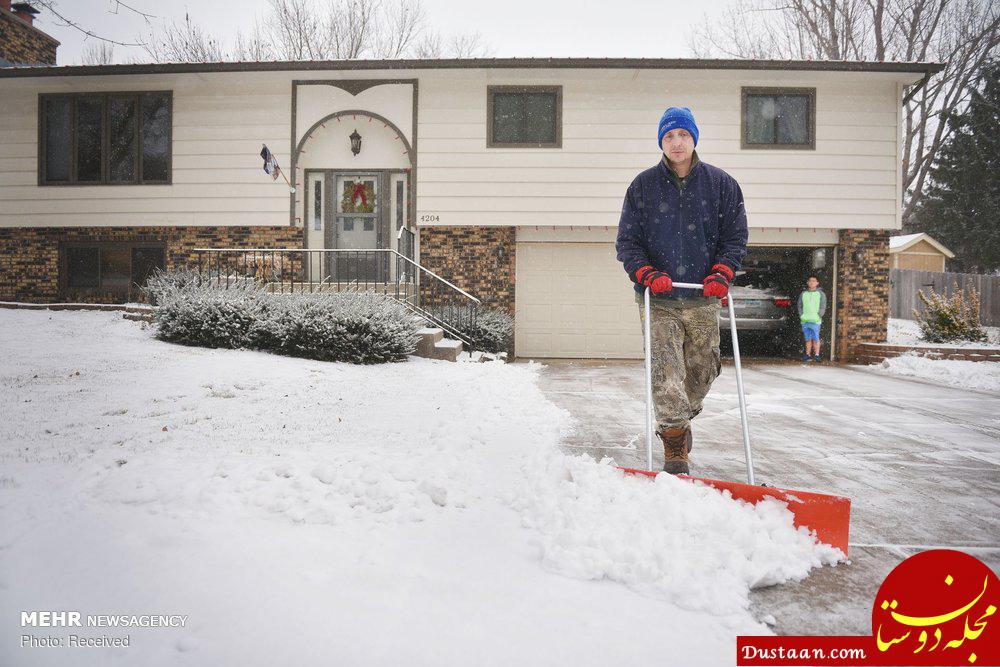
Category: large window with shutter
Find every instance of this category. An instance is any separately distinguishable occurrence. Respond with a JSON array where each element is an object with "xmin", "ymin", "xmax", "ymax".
[{"xmin": 39, "ymin": 91, "xmax": 172, "ymax": 185}]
